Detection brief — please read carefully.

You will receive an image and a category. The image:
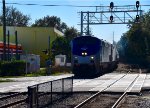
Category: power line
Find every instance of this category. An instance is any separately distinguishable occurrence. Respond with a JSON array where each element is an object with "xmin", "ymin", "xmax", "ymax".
[
  {"xmin": 0, "ymin": 2, "xmax": 150, "ymax": 7},
  {"xmin": 0, "ymin": 2, "xmax": 96, "ymax": 7}
]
